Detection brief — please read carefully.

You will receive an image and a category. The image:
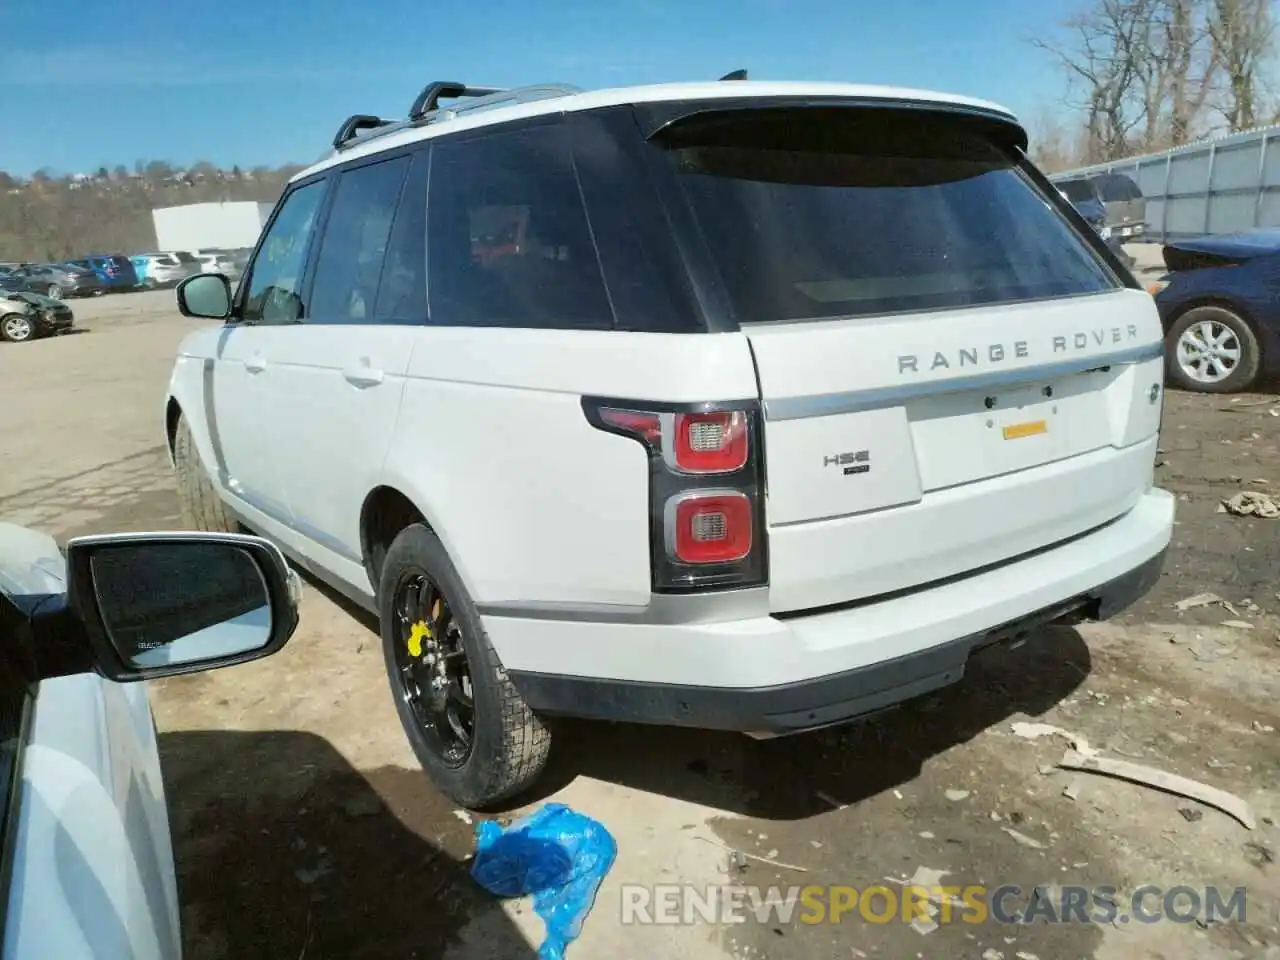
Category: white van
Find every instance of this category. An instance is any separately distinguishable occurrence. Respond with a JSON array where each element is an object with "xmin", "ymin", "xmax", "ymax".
[{"xmin": 164, "ymin": 78, "xmax": 1173, "ymax": 808}]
